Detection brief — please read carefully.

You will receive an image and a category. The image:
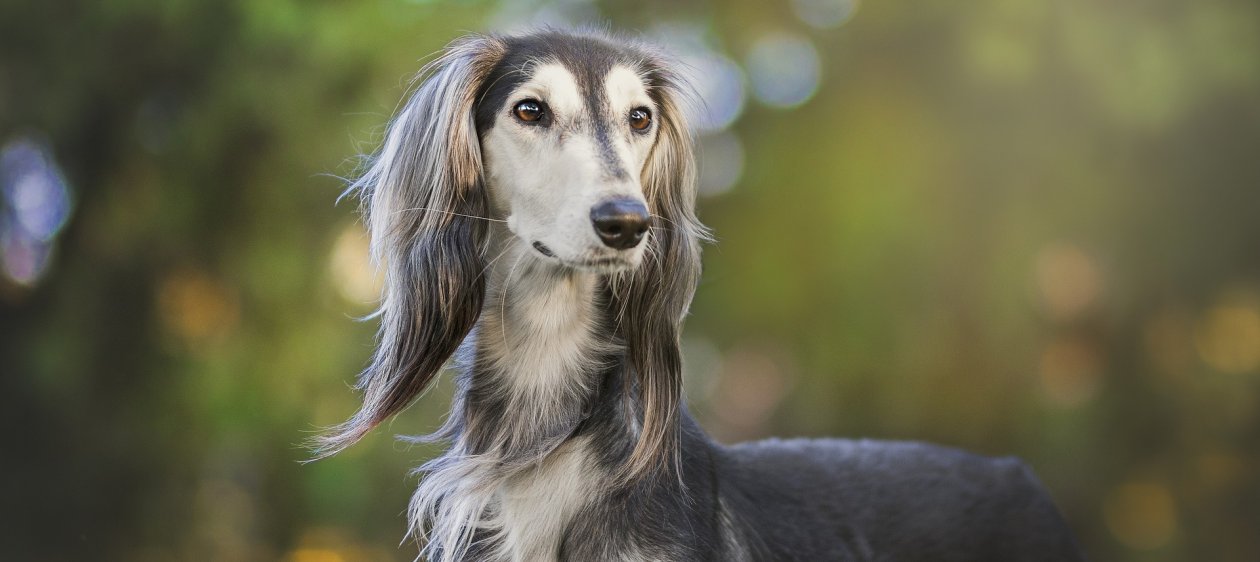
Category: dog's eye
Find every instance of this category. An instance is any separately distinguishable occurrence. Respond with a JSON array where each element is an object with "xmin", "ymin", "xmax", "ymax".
[
  {"xmin": 629, "ymin": 107, "xmax": 652, "ymax": 131},
  {"xmin": 513, "ymin": 100, "xmax": 545, "ymax": 123}
]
